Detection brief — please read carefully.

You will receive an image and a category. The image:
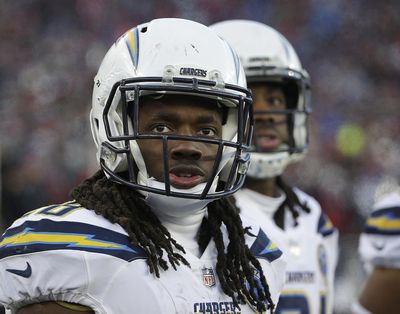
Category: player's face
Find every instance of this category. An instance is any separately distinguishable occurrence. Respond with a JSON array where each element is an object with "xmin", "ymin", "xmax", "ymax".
[
  {"xmin": 248, "ymin": 82, "xmax": 289, "ymax": 152},
  {"xmin": 137, "ymin": 95, "xmax": 223, "ymax": 189}
]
